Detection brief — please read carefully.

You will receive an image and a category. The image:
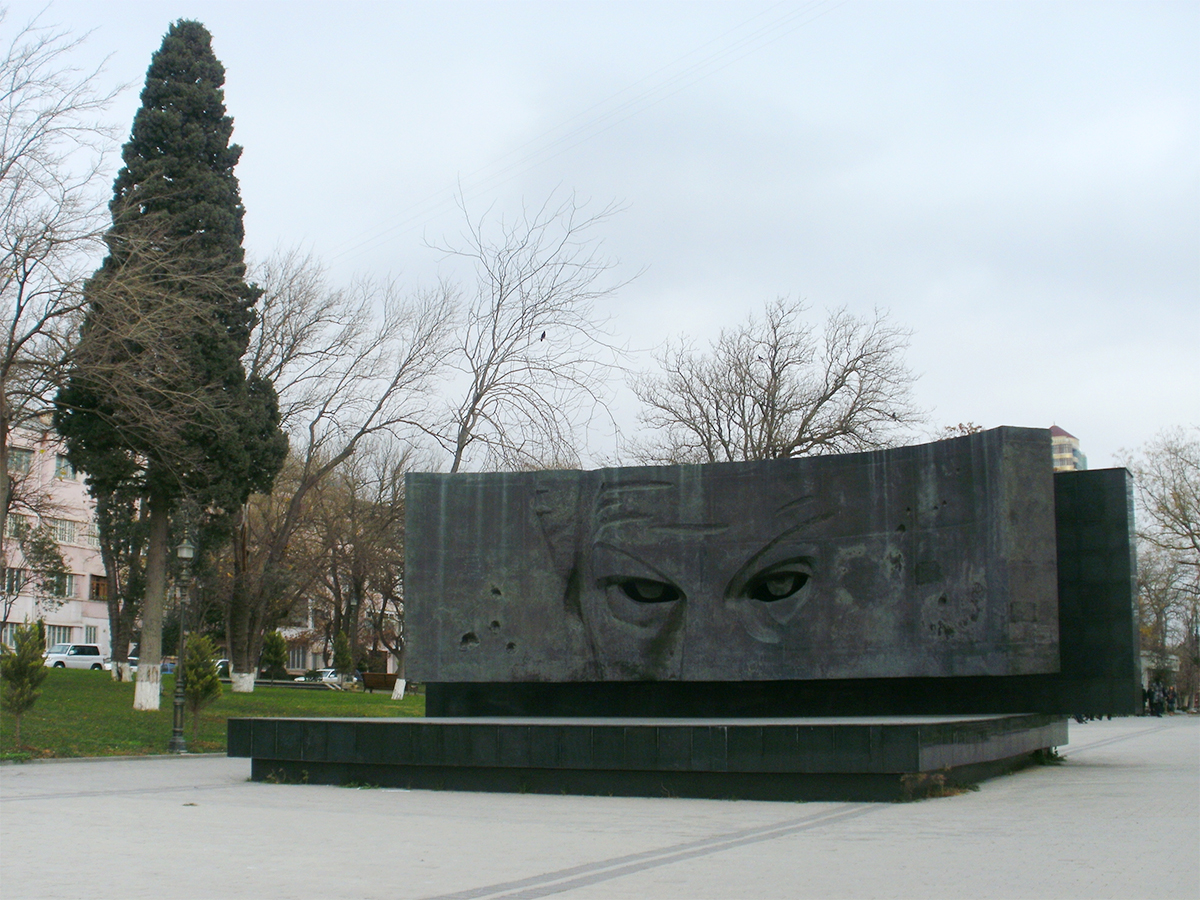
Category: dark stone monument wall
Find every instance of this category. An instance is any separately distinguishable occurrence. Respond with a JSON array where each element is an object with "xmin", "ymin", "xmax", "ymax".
[
  {"xmin": 1050, "ymin": 468, "xmax": 1141, "ymax": 714},
  {"xmin": 409, "ymin": 428, "xmax": 1061, "ymax": 686},
  {"xmin": 425, "ymin": 468, "xmax": 1140, "ymax": 718}
]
